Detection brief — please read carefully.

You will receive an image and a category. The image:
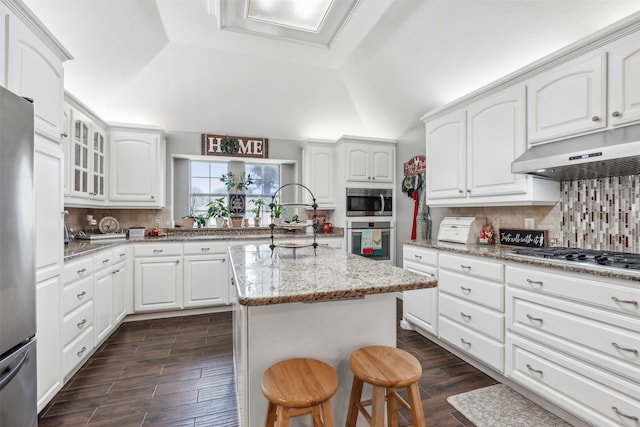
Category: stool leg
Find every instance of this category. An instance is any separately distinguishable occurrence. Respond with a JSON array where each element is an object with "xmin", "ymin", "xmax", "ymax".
[
  {"xmin": 276, "ymin": 406, "xmax": 291, "ymax": 427},
  {"xmin": 265, "ymin": 402, "xmax": 277, "ymax": 427},
  {"xmin": 311, "ymin": 406, "xmax": 323, "ymax": 427},
  {"xmin": 320, "ymin": 401, "xmax": 335, "ymax": 427},
  {"xmin": 345, "ymin": 376, "xmax": 364, "ymax": 427},
  {"xmin": 387, "ymin": 387, "xmax": 398, "ymax": 427},
  {"xmin": 407, "ymin": 382, "xmax": 426, "ymax": 427},
  {"xmin": 371, "ymin": 386, "xmax": 386, "ymax": 427}
]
